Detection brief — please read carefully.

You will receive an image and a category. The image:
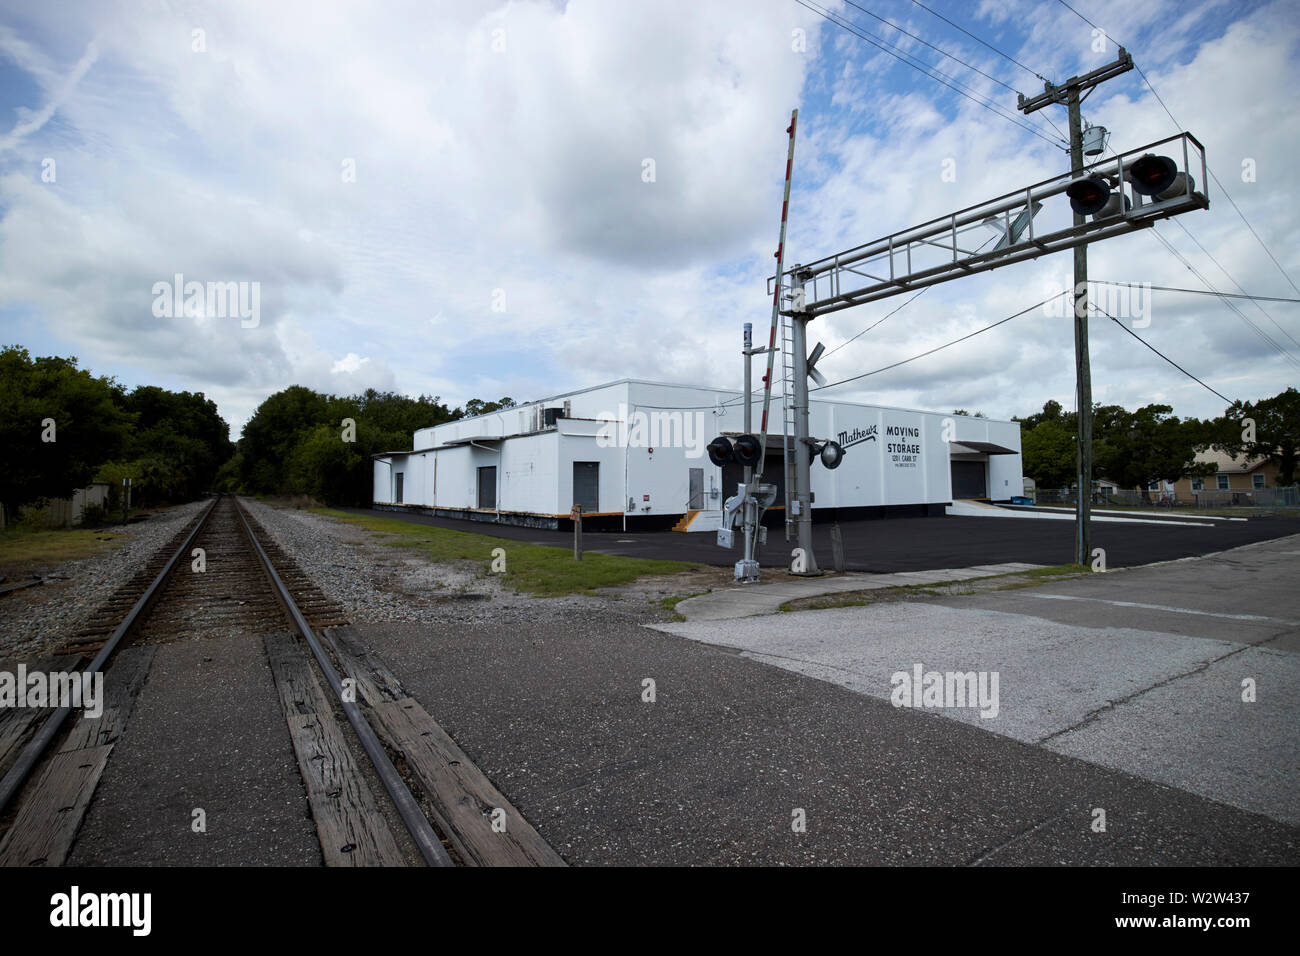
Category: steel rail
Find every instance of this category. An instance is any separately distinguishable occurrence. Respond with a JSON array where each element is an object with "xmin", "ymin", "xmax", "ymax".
[
  {"xmin": 230, "ymin": 497, "xmax": 453, "ymax": 867},
  {"xmin": 0, "ymin": 496, "xmax": 221, "ymax": 817}
]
